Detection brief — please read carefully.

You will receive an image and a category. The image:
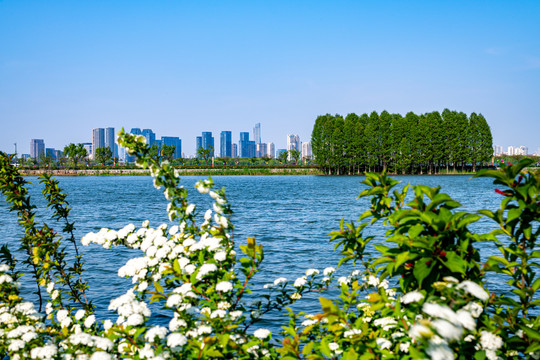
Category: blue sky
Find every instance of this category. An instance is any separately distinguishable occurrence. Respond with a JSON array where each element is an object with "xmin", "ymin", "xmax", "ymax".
[{"xmin": 1, "ymin": 1, "xmax": 539, "ymax": 155}]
